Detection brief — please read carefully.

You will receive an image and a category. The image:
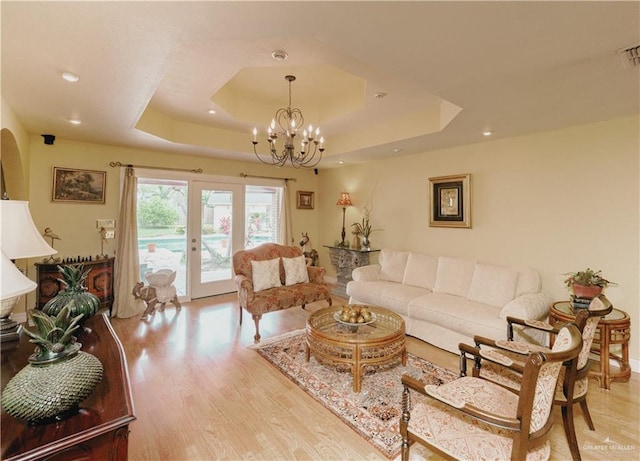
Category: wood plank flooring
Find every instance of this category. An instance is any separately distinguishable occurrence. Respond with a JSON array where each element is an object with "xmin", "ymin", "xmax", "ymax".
[{"xmin": 109, "ymin": 294, "xmax": 639, "ymax": 460}]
